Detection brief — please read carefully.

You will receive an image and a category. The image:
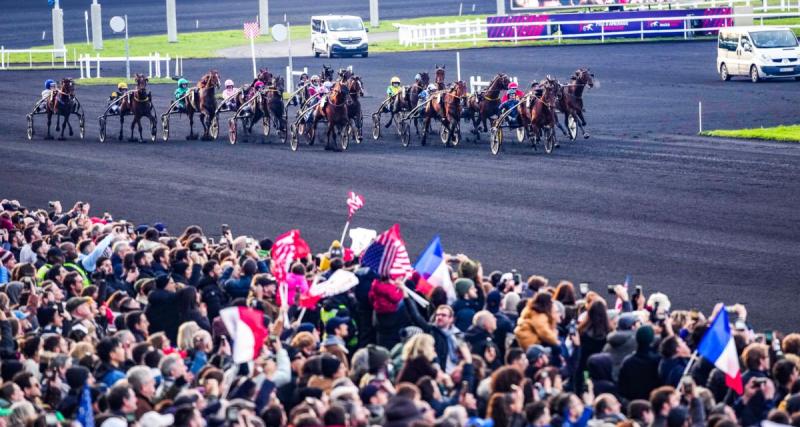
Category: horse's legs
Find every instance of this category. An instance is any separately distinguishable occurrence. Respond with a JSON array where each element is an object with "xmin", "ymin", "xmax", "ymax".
[
  {"xmin": 66, "ymin": 113, "xmax": 73, "ymax": 136},
  {"xmin": 45, "ymin": 112, "xmax": 54, "ymax": 139},
  {"xmin": 421, "ymin": 115, "xmax": 431, "ymax": 146},
  {"xmin": 577, "ymin": 109, "xmax": 587, "ymax": 127},
  {"xmin": 385, "ymin": 111, "xmax": 394, "ymax": 128},
  {"xmin": 130, "ymin": 115, "xmax": 140, "ymax": 141},
  {"xmin": 119, "ymin": 114, "xmax": 126, "ymax": 140},
  {"xmin": 187, "ymin": 111, "xmax": 197, "ymax": 140},
  {"xmin": 55, "ymin": 113, "xmax": 61, "ymax": 132},
  {"xmin": 58, "ymin": 115, "xmax": 67, "ymax": 140}
]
